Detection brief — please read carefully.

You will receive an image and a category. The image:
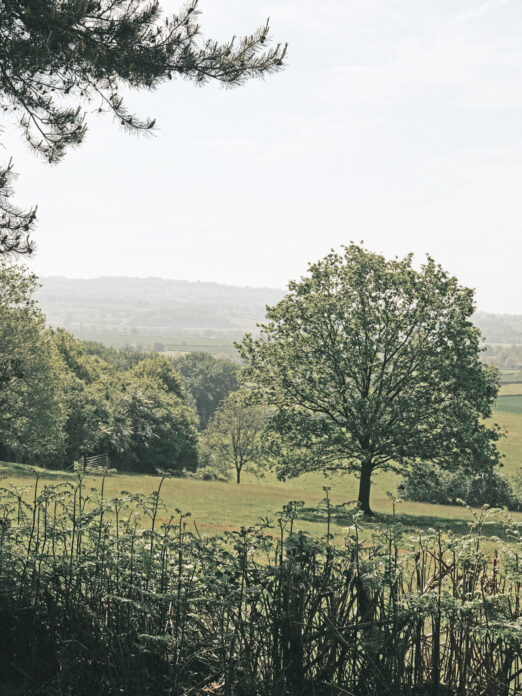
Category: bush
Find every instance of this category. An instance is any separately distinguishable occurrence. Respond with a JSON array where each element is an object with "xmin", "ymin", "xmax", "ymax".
[{"xmin": 399, "ymin": 464, "xmax": 521, "ymax": 511}]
